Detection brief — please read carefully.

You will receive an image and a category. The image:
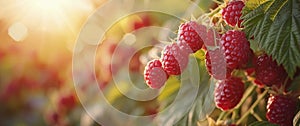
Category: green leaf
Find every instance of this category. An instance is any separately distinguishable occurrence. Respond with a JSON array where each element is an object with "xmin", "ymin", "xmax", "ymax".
[
  {"xmin": 155, "ymin": 57, "xmax": 200, "ymax": 126},
  {"xmin": 155, "ymin": 76, "xmax": 199, "ymax": 126},
  {"xmin": 249, "ymin": 39, "xmax": 261, "ymax": 52},
  {"xmin": 242, "ymin": 0, "xmax": 300, "ymax": 77},
  {"xmin": 192, "ymin": 78, "xmax": 215, "ymax": 121},
  {"xmin": 197, "ymin": 0, "xmax": 214, "ymax": 12},
  {"xmin": 173, "ymin": 115, "xmax": 189, "ymax": 126},
  {"xmin": 287, "ymin": 74, "xmax": 300, "ymax": 92},
  {"xmin": 172, "ymin": 63, "xmax": 215, "ymax": 126},
  {"xmin": 157, "ymin": 76, "xmax": 180, "ymax": 103},
  {"xmin": 245, "ymin": 0, "xmax": 270, "ymax": 10},
  {"xmin": 173, "ymin": 78, "xmax": 215, "ymax": 126},
  {"xmin": 156, "ymin": 57, "xmax": 214, "ymax": 126},
  {"xmin": 249, "ymin": 121, "xmax": 278, "ymax": 126}
]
